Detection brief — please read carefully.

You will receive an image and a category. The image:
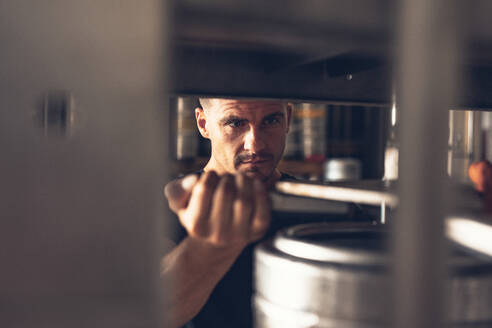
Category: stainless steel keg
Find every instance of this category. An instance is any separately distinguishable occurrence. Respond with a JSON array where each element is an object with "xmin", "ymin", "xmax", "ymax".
[
  {"xmin": 254, "ymin": 223, "xmax": 492, "ymax": 328},
  {"xmin": 174, "ymin": 97, "xmax": 199, "ymax": 160},
  {"xmin": 324, "ymin": 158, "xmax": 362, "ymax": 182},
  {"xmin": 296, "ymin": 103, "xmax": 327, "ymax": 163}
]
